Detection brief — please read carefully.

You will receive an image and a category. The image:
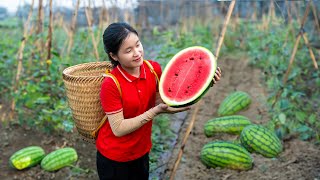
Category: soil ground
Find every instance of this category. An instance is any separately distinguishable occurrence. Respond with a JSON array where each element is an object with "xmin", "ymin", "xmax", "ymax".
[{"xmin": 1, "ymin": 57, "xmax": 320, "ymax": 180}]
